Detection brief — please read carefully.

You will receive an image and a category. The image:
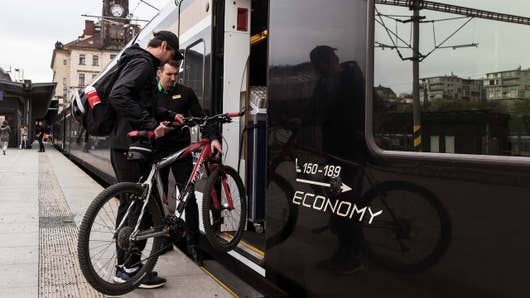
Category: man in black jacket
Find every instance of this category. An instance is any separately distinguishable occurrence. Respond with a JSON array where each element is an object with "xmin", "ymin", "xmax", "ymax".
[
  {"xmin": 109, "ymin": 31, "xmax": 184, "ymax": 289},
  {"xmin": 154, "ymin": 60, "xmax": 222, "ymax": 265}
]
